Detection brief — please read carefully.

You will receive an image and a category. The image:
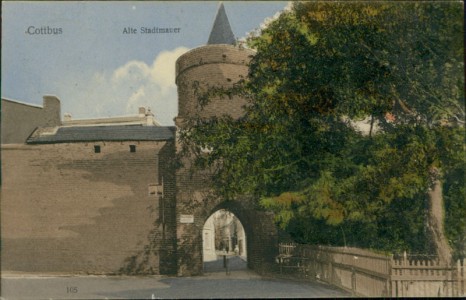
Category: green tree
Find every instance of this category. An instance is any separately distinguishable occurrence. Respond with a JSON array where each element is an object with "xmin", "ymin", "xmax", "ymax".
[{"xmin": 180, "ymin": 1, "xmax": 464, "ymax": 257}]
